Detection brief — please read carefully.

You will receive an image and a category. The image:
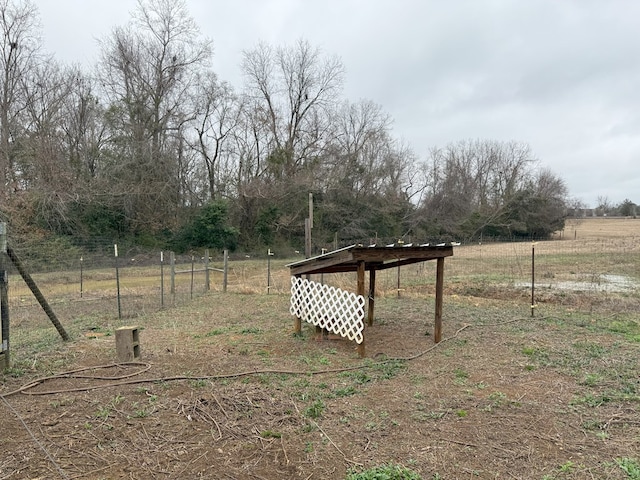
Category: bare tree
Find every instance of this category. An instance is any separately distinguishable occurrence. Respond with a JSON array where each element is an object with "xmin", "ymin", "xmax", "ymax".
[
  {"xmin": 313, "ymin": 99, "xmax": 419, "ymax": 241},
  {"xmin": 596, "ymin": 195, "xmax": 613, "ymax": 216},
  {"xmin": 97, "ymin": 0, "xmax": 212, "ymax": 231},
  {"xmin": 0, "ymin": 0, "xmax": 40, "ymax": 200},
  {"xmin": 191, "ymin": 74, "xmax": 243, "ymax": 201},
  {"xmin": 60, "ymin": 68, "xmax": 106, "ymax": 181},
  {"xmin": 419, "ymin": 139, "xmax": 562, "ymax": 238},
  {"xmin": 241, "ymin": 39, "xmax": 344, "ymax": 178}
]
